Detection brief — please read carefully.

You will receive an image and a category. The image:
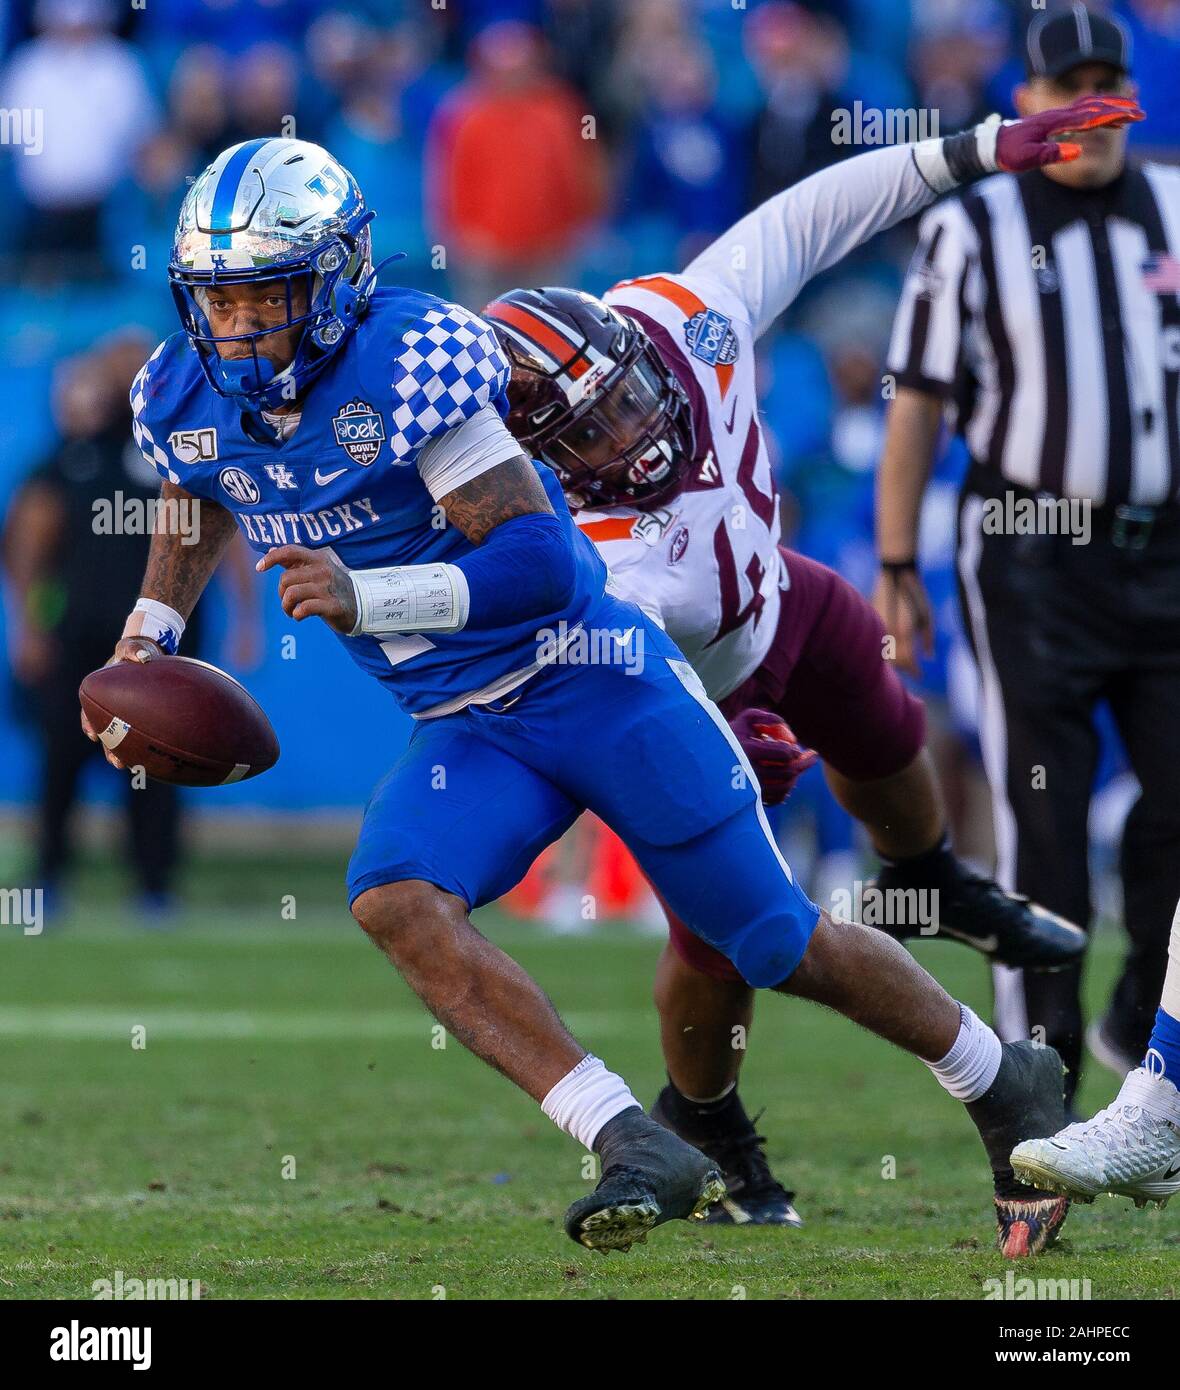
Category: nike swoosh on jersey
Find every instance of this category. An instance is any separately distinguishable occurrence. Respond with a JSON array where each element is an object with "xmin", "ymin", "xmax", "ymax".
[{"xmin": 314, "ymin": 467, "xmax": 348, "ymax": 485}]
